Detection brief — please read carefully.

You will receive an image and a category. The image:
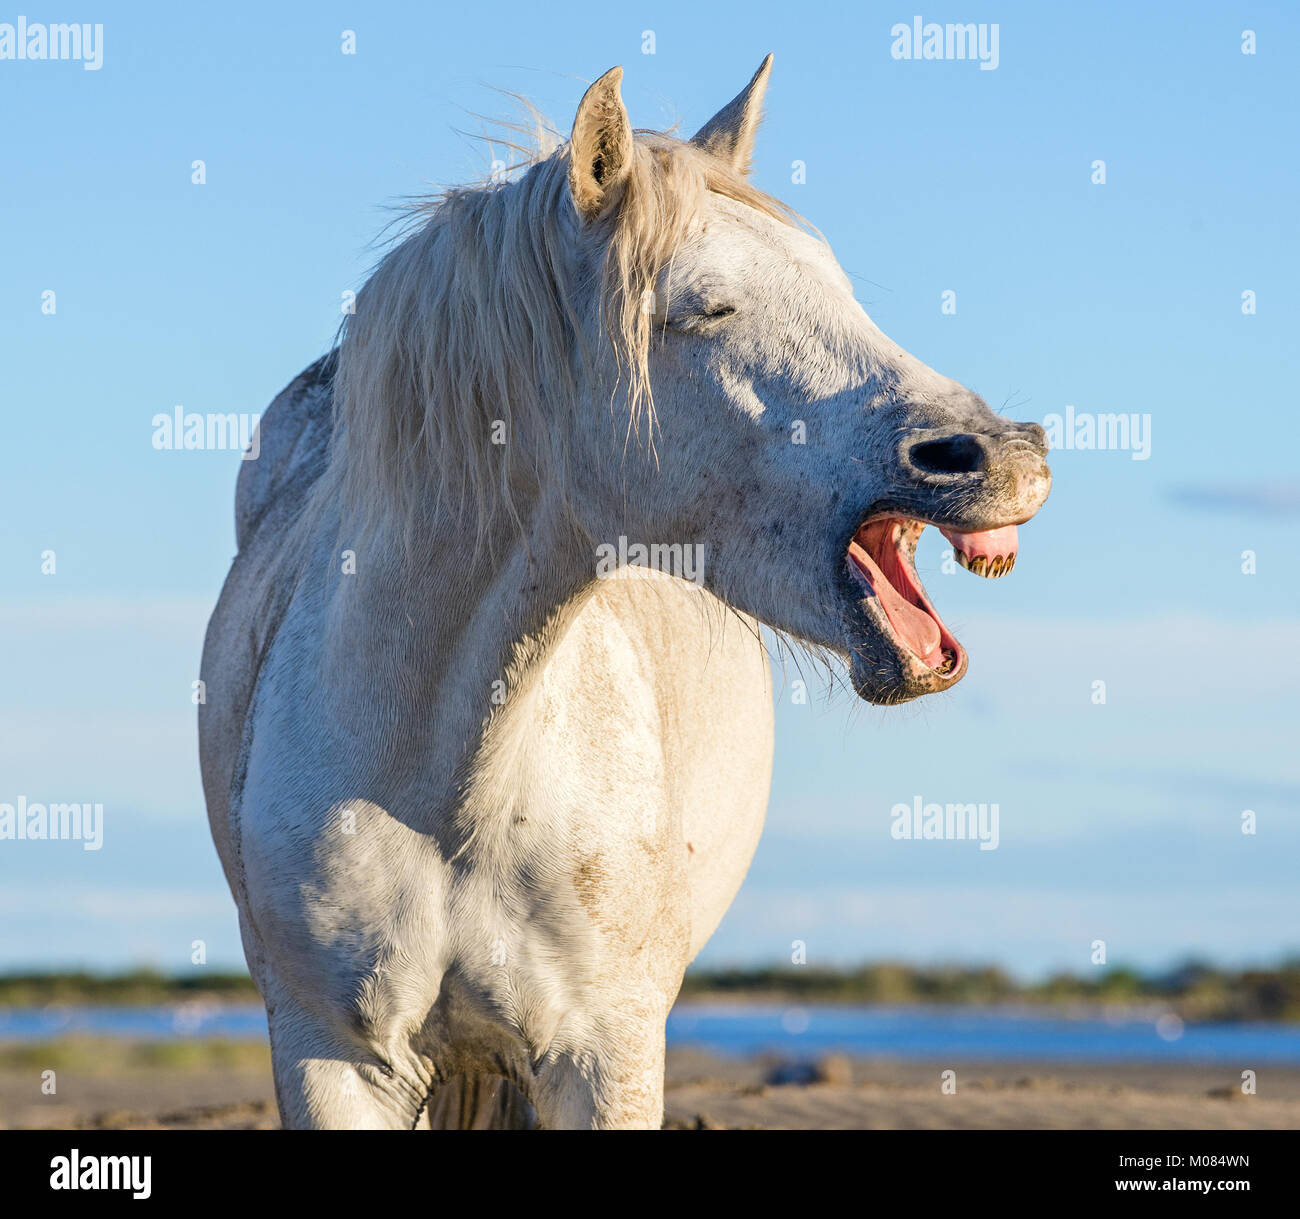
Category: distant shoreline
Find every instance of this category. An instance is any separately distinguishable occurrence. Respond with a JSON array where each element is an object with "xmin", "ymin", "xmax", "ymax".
[{"xmin": 2, "ymin": 961, "xmax": 1297, "ymax": 1025}]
